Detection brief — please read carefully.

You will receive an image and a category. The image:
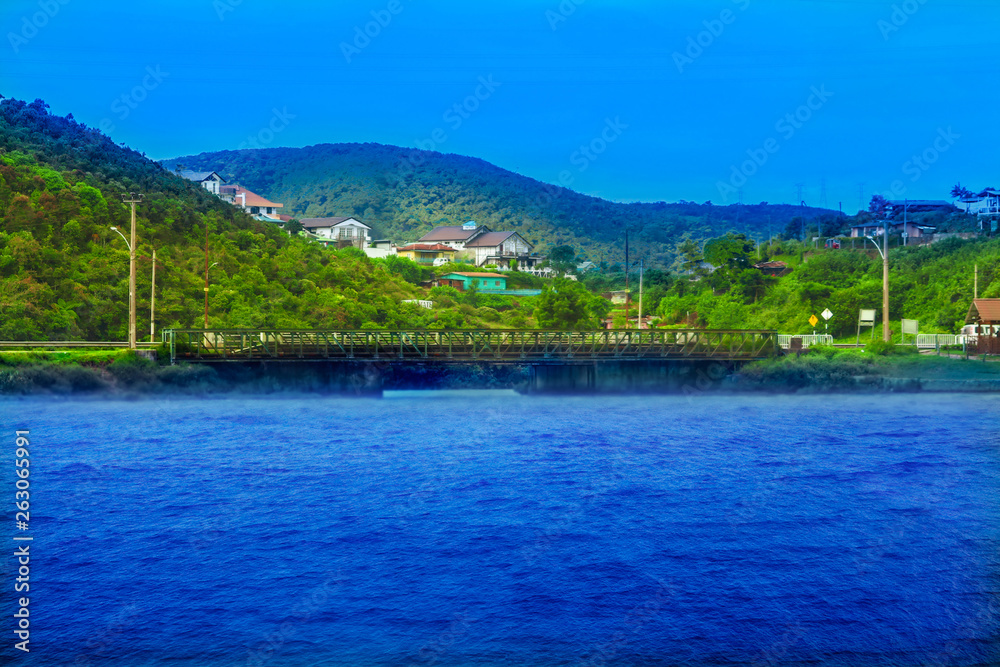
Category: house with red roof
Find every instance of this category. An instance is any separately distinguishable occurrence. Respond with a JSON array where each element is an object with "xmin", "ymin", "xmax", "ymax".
[
  {"xmin": 220, "ymin": 185, "xmax": 284, "ymax": 220},
  {"xmin": 395, "ymin": 243, "xmax": 457, "ymax": 265}
]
